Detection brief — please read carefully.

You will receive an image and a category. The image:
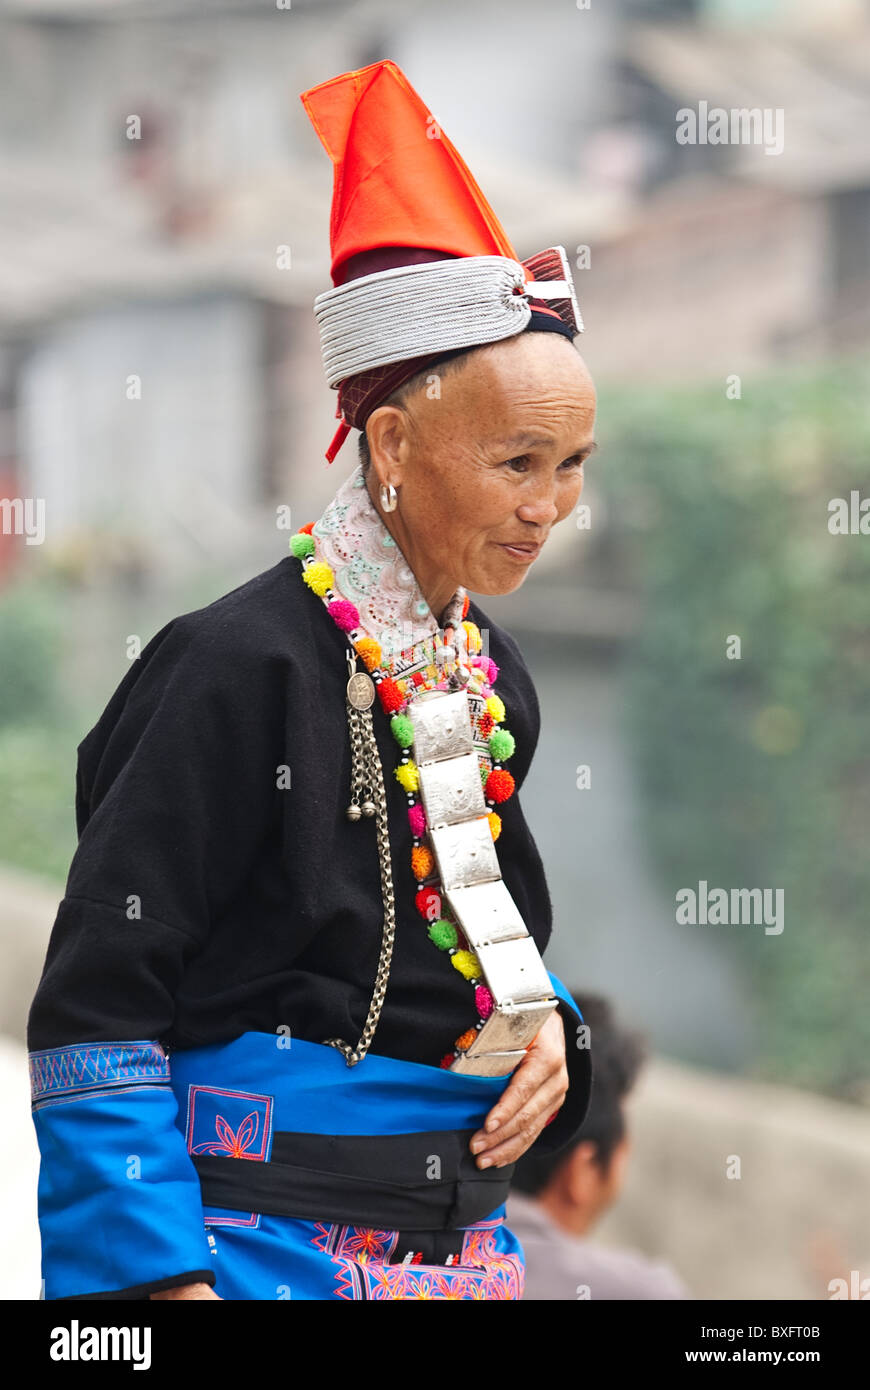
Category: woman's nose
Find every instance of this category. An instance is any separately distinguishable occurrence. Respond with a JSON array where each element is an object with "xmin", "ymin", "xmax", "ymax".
[{"xmin": 517, "ymin": 490, "xmax": 560, "ymax": 527}]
